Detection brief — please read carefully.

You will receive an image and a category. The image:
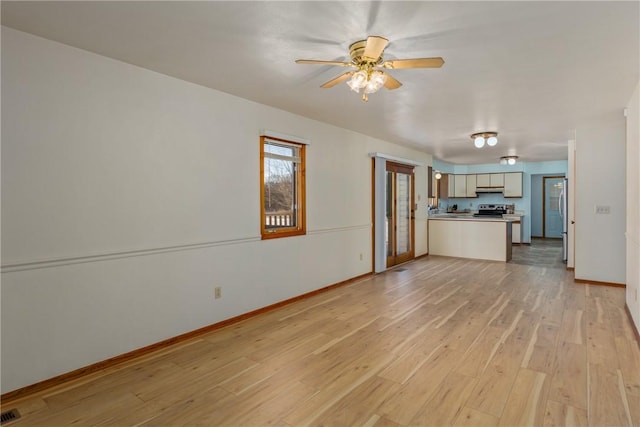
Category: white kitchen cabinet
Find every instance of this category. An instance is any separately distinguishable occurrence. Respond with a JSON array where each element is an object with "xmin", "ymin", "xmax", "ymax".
[
  {"xmin": 504, "ymin": 172, "xmax": 523, "ymax": 197},
  {"xmin": 512, "ymin": 222, "xmax": 521, "ymax": 243},
  {"xmin": 466, "ymin": 174, "xmax": 477, "ymax": 197},
  {"xmin": 429, "ymin": 218, "xmax": 512, "ymax": 261},
  {"xmin": 490, "ymin": 173, "xmax": 505, "ymax": 187},
  {"xmin": 476, "ymin": 174, "xmax": 490, "ymax": 187},
  {"xmin": 447, "ymin": 174, "xmax": 455, "ymax": 198},
  {"xmin": 454, "ymin": 174, "xmax": 467, "ymax": 198}
]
